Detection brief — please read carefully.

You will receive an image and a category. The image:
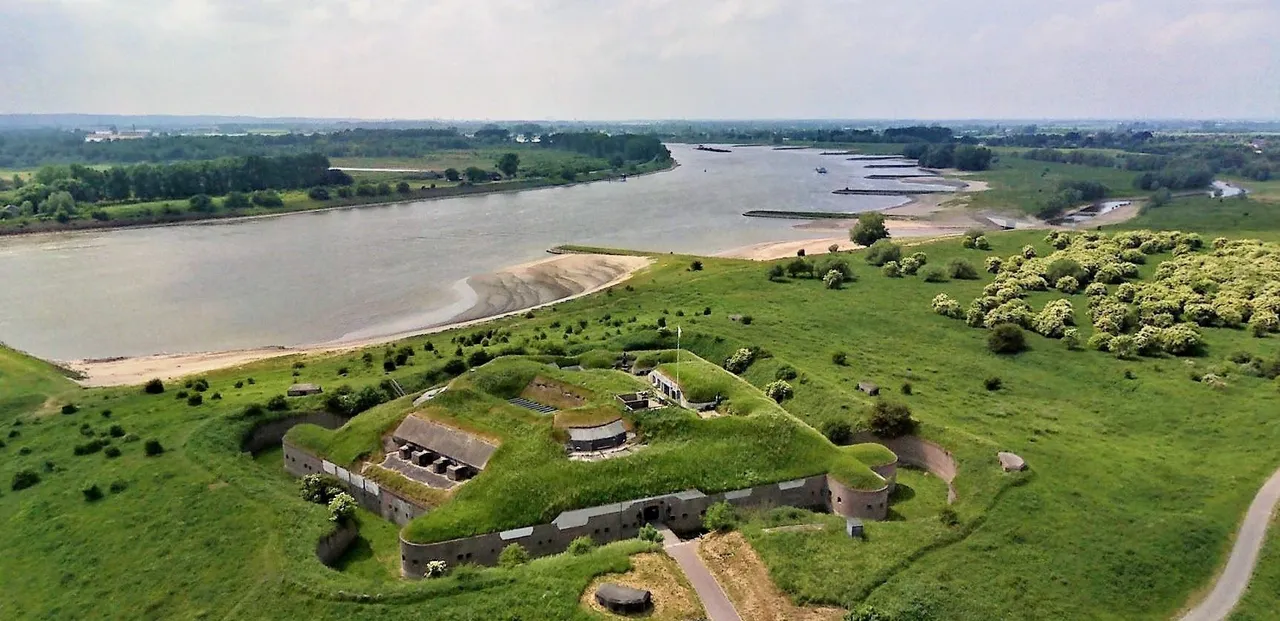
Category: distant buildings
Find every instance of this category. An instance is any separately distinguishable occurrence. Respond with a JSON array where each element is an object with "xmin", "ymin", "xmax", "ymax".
[{"xmin": 84, "ymin": 129, "xmax": 152, "ymax": 143}]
